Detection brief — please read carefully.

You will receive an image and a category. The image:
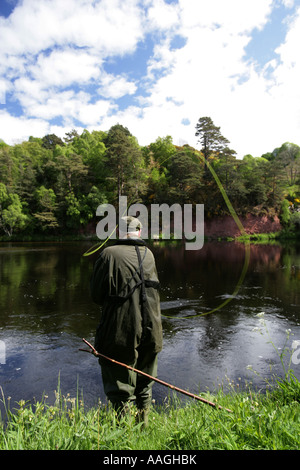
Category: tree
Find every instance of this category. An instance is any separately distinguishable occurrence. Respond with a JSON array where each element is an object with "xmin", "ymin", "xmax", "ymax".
[
  {"xmin": 277, "ymin": 142, "xmax": 300, "ymax": 186},
  {"xmin": 195, "ymin": 117, "xmax": 230, "ymax": 158},
  {"xmin": 0, "ymin": 145, "xmax": 18, "ymax": 189},
  {"xmin": 0, "ymin": 184, "xmax": 29, "ymax": 236},
  {"xmin": 63, "ymin": 129, "xmax": 79, "ymax": 144},
  {"xmin": 280, "ymin": 198, "xmax": 291, "ymax": 227},
  {"xmin": 33, "ymin": 186, "xmax": 58, "ymax": 231},
  {"xmin": 69, "ymin": 186, "xmax": 108, "ymax": 228},
  {"xmin": 42, "ymin": 134, "xmax": 65, "ymax": 150},
  {"xmin": 9, "ymin": 140, "xmax": 51, "ymax": 201},
  {"xmin": 105, "ymin": 124, "xmax": 146, "ymax": 201},
  {"xmin": 264, "ymin": 158, "xmax": 286, "ymax": 209},
  {"xmin": 195, "ymin": 117, "xmax": 235, "ymax": 179},
  {"xmin": 238, "ymin": 155, "xmax": 269, "ymax": 209},
  {"xmin": 214, "ymin": 148, "xmax": 237, "ymax": 190},
  {"xmin": 52, "ymin": 145, "xmax": 89, "ymax": 194},
  {"xmin": 148, "ymin": 136, "xmax": 176, "ymax": 167},
  {"xmin": 167, "ymin": 149, "xmax": 204, "ymax": 204},
  {"xmin": 71, "ymin": 129, "xmax": 107, "ymax": 187},
  {"xmin": 65, "ymin": 191, "xmax": 81, "ymax": 228}
]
